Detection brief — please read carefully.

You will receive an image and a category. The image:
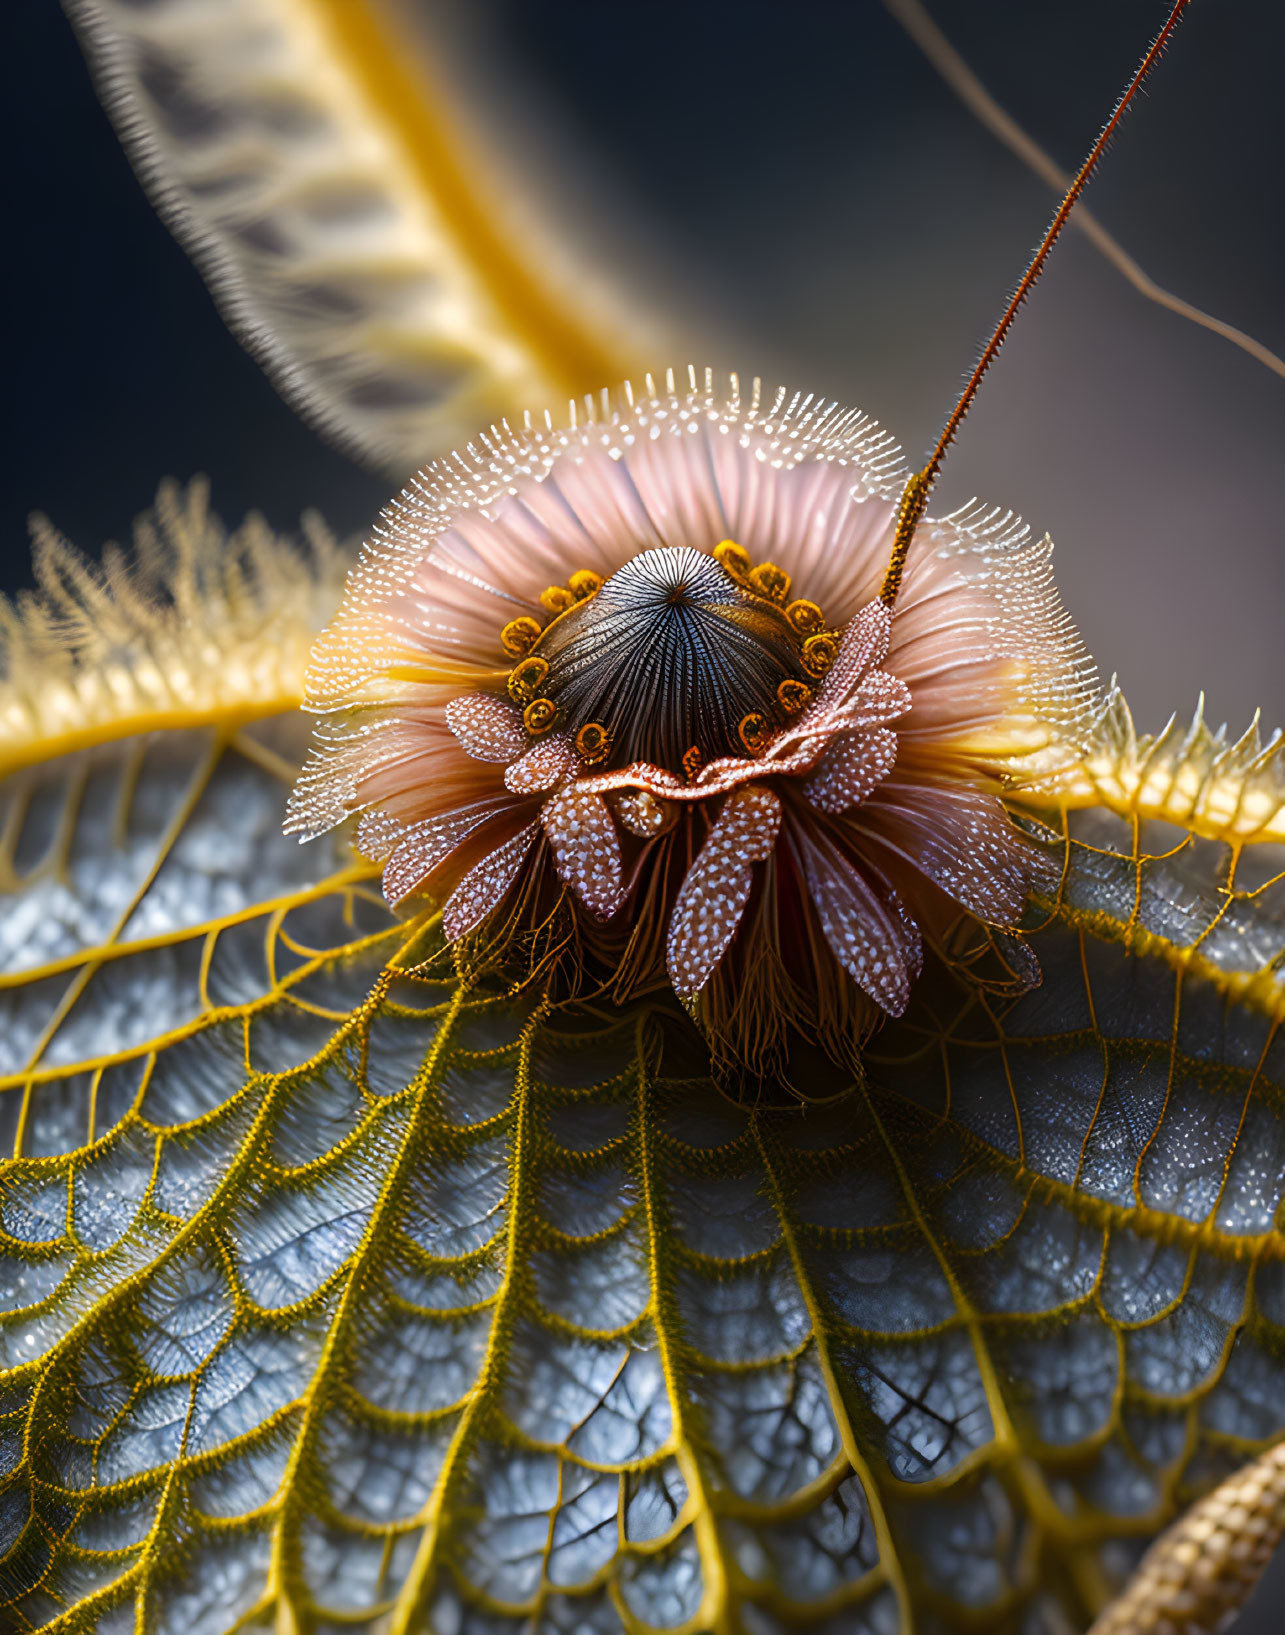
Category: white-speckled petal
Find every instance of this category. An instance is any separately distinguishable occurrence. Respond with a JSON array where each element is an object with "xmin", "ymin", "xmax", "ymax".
[
  {"xmin": 667, "ymin": 787, "xmax": 782, "ymax": 998},
  {"xmin": 443, "ymin": 825, "xmax": 540, "ymax": 939},
  {"xmin": 768, "ymin": 604, "xmax": 903, "ymax": 762},
  {"xmin": 542, "ymin": 789, "xmax": 625, "ymax": 920},
  {"xmin": 802, "ymin": 729, "xmax": 898, "ymax": 815},
  {"xmin": 355, "ymin": 808, "xmax": 407, "ymax": 862},
  {"xmin": 798, "ymin": 831, "xmax": 920, "ymax": 1015},
  {"xmin": 812, "ymin": 602, "xmax": 891, "ymax": 714},
  {"xmin": 444, "ymin": 694, "xmax": 528, "ymax": 763},
  {"xmin": 833, "ymin": 670, "xmax": 913, "ymax": 730},
  {"xmin": 382, "ymin": 802, "xmax": 507, "ymax": 906},
  {"xmin": 505, "ymin": 734, "xmax": 575, "ymax": 794},
  {"xmin": 855, "ymin": 783, "xmax": 1053, "ymax": 925}
]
